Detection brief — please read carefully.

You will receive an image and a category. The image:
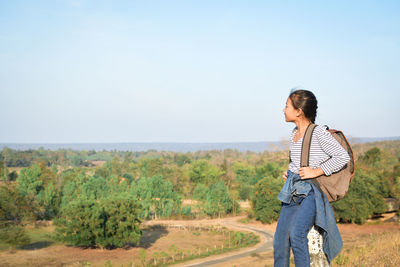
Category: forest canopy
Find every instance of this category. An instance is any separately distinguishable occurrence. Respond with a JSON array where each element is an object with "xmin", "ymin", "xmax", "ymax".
[{"xmin": 1, "ymin": 140, "xmax": 399, "ymax": 247}]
